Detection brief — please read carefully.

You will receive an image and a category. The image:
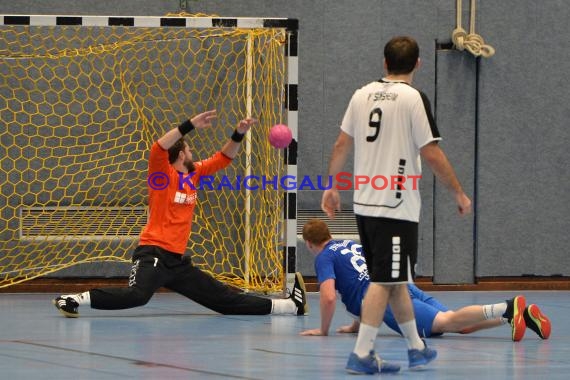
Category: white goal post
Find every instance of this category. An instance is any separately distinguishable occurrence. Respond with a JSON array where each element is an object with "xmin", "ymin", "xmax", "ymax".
[{"xmin": 0, "ymin": 14, "xmax": 299, "ymax": 294}]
